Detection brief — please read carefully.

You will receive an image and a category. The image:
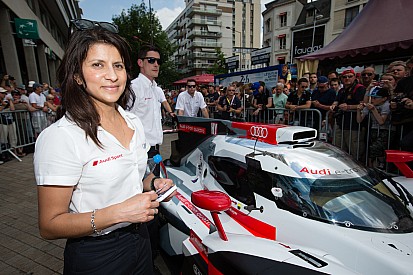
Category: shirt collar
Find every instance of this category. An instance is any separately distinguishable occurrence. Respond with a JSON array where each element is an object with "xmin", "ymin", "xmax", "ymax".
[{"xmin": 137, "ymin": 73, "xmax": 157, "ymax": 87}]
